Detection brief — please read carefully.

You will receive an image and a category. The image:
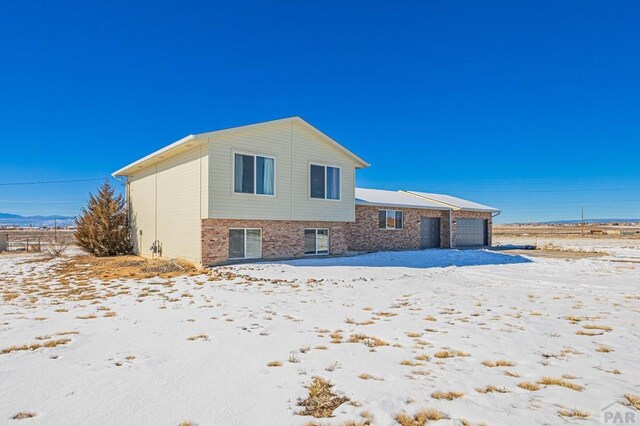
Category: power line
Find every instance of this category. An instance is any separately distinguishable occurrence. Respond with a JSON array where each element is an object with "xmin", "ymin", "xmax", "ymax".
[{"xmin": 0, "ymin": 178, "xmax": 109, "ymax": 186}]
